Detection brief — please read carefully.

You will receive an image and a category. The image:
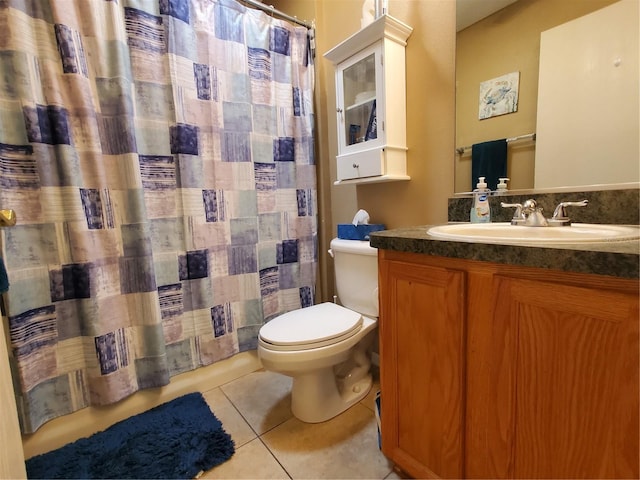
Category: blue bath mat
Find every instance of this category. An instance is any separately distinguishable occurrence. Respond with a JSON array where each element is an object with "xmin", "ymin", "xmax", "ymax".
[{"xmin": 25, "ymin": 392, "xmax": 235, "ymax": 479}]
